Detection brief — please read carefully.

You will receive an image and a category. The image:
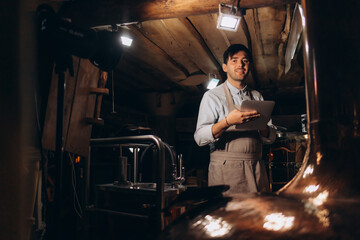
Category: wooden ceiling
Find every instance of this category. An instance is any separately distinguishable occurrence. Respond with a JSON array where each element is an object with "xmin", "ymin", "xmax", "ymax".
[
  {"xmin": 43, "ymin": 0, "xmax": 306, "ymax": 117},
  {"xmin": 54, "ymin": 0, "xmax": 302, "ymax": 93}
]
